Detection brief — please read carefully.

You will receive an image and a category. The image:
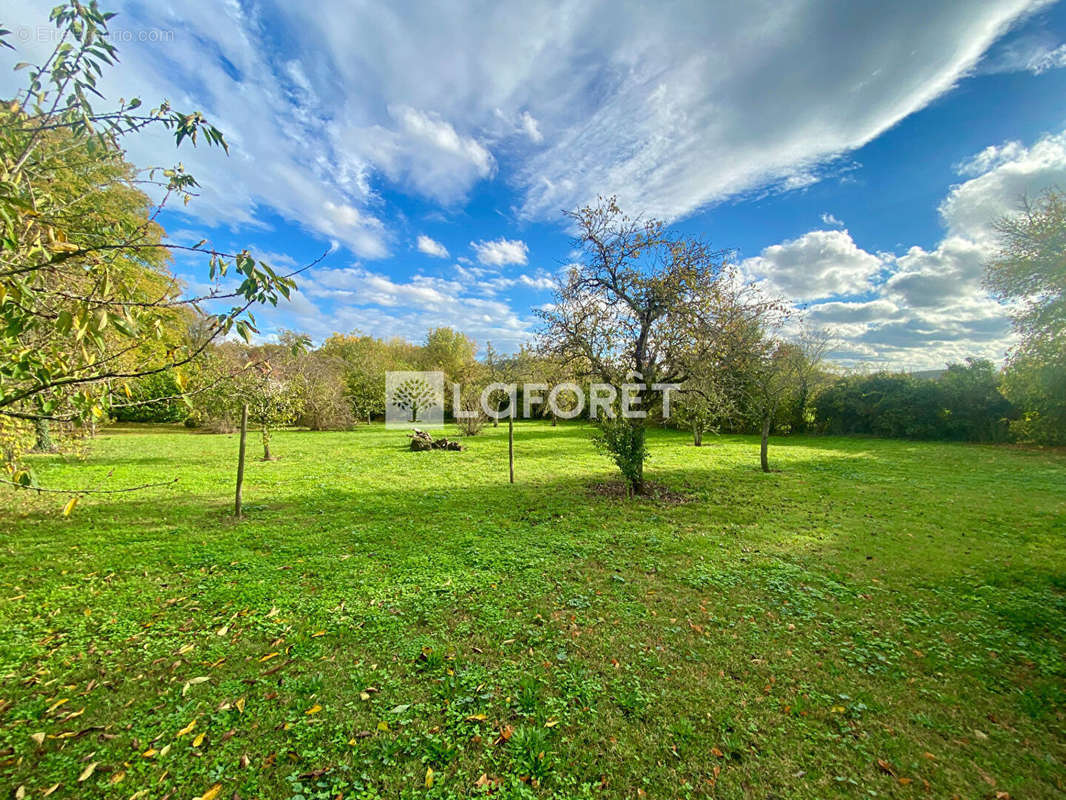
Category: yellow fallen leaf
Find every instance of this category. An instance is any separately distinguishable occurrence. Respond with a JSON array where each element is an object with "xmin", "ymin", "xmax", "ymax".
[
  {"xmin": 192, "ymin": 732, "xmax": 206, "ymax": 748},
  {"xmin": 30, "ymin": 732, "xmax": 45, "ymax": 746},
  {"xmin": 110, "ymin": 771, "xmax": 125, "ymax": 784},
  {"xmin": 235, "ymin": 696, "xmax": 246, "ymax": 713},
  {"xmin": 359, "ymin": 691, "xmax": 370, "ymax": 701},
  {"xmin": 377, "ymin": 721, "xmax": 389, "ymax": 731},
  {"xmin": 141, "ymin": 748, "xmax": 157, "ymax": 758},
  {"xmin": 544, "ymin": 719, "xmax": 558, "ymax": 728},
  {"xmin": 306, "ymin": 704, "xmax": 322, "ymax": 715},
  {"xmin": 196, "ymin": 783, "xmax": 223, "ymax": 800},
  {"xmin": 177, "ymin": 719, "xmax": 196, "ymax": 738},
  {"xmin": 62, "ymin": 496, "xmax": 78, "ymax": 517},
  {"xmin": 830, "ymin": 705, "xmax": 846, "ymax": 713},
  {"xmin": 312, "ymin": 630, "xmax": 326, "ymax": 637},
  {"xmin": 259, "ymin": 652, "xmax": 280, "ymax": 662},
  {"xmin": 42, "ymin": 784, "xmax": 60, "ymax": 797},
  {"xmin": 46, "ymin": 698, "xmax": 69, "ymax": 714},
  {"xmin": 425, "ymin": 766, "xmax": 434, "ymax": 788},
  {"xmin": 466, "ymin": 713, "xmax": 487, "ymax": 722},
  {"xmin": 159, "ymin": 743, "xmax": 171, "ymax": 757},
  {"xmin": 77, "ymin": 762, "xmax": 97, "ymax": 782}
]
